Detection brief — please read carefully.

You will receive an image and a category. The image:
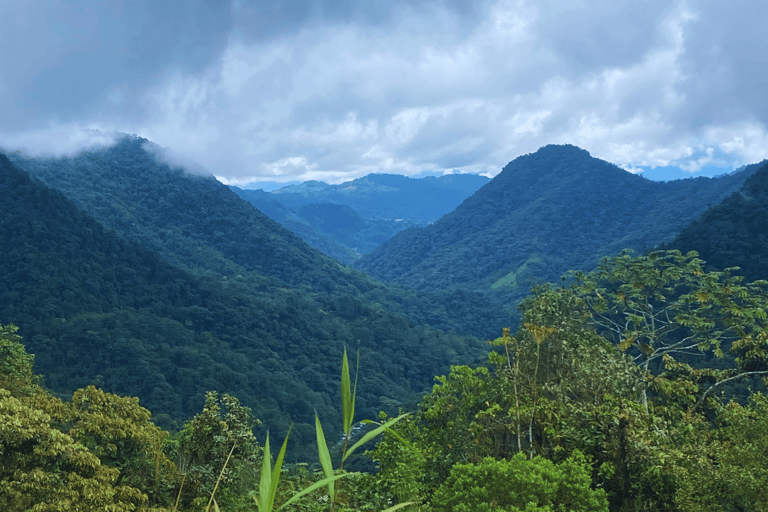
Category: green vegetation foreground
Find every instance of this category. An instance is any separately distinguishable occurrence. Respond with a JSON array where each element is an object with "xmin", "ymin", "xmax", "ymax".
[{"xmin": 3, "ymin": 250, "xmax": 768, "ymax": 511}]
